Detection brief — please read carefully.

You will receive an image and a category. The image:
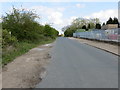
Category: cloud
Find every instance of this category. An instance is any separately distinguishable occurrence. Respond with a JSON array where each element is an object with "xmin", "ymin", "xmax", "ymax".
[
  {"xmin": 66, "ymin": 16, "xmax": 78, "ymax": 25},
  {"xmin": 48, "ymin": 12, "xmax": 63, "ymax": 25},
  {"xmin": 29, "ymin": 5, "xmax": 66, "ymax": 34},
  {"xmin": 84, "ymin": 9, "xmax": 118, "ymax": 23},
  {"xmin": 30, "ymin": 6, "xmax": 79, "ymax": 34},
  {"xmin": 76, "ymin": 4, "xmax": 85, "ymax": 8},
  {"xmin": 30, "ymin": 6, "xmax": 65, "ymax": 25},
  {"xmin": 57, "ymin": 8, "xmax": 65, "ymax": 12}
]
